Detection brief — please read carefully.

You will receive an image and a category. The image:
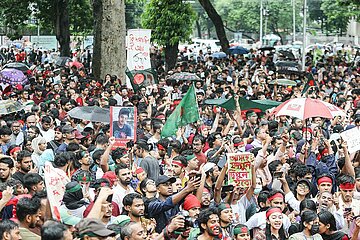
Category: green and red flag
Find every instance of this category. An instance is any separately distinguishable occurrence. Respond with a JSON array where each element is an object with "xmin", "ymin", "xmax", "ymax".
[
  {"xmin": 125, "ymin": 68, "xmax": 158, "ymax": 92},
  {"xmin": 161, "ymin": 84, "xmax": 200, "ymax": 138},
  {"xmin": 301, "ymin": 73, "xmax": 315, "ymax": 95}
]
